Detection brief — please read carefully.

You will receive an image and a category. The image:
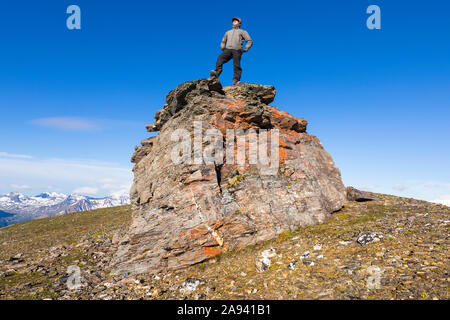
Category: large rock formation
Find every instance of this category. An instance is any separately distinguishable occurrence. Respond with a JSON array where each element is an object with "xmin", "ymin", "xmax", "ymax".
[{"xmin": 111, "ymin": 78, "xmax": 347, "ymax": 275}]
